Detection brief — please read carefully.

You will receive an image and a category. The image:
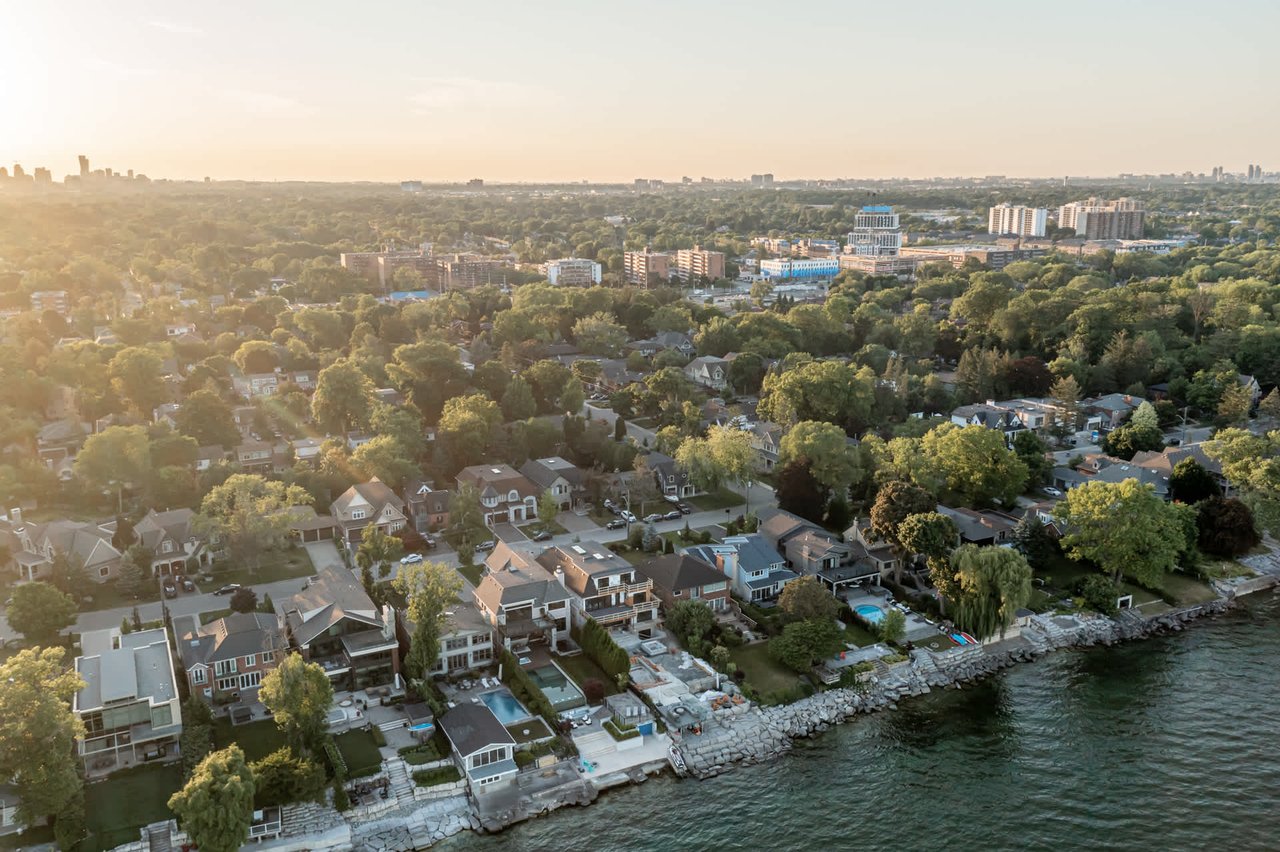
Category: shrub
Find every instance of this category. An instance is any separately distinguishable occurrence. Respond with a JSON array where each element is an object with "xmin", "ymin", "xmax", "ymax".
[
  {"xmin": 180, "ymin": 723, "xmax": 213, "ymax": 779},
  {"xmin": 413, "ymin": 765, "xmax": 461, "ymax": 787},
  {"xmin": 323, "ymin": 740, "xmax": 347, "ymax": 778},
  {"xmin": 371, "ymin": 727, "xmax": 387, "ymax": 747},
  {"xmin": 250, "ymin": 747, "xmax": 327, "ymax": 808},
  {"xmin": 603, "ymin": 719, "xmax": 640, "ymax": 741},
  {"xmin": 331, "ymin": 778, "xmax": 350, "ymax": 811},
  {"xmin": 582, "ymin": 677, "xmax": 605, "ymax": 703},
  {"xmin": 514, "ymin": 751, "xmax": 537, "ymax": 768},
  {"xmin": 571, "ymin": 619, "xmax": 630, "ymax": 679},
  {"xmin": 1078, "ymin": 574, "xmax": 1119, "ymax": 615}
]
